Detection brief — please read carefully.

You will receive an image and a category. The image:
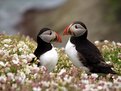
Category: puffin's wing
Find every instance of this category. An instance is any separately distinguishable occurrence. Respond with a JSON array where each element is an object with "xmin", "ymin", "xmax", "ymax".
[
  {"xmin": 30, "ymin": 48, "xmax": 40, "ymax": 63},
  {"xmin": 76, "ymin": 42, "xmax": 116, "ymax": 73},
  {"xmin": 34, "ymin": 48, "xmax": 41, "ymax": 59},
  {"xmin": 76, "ymin": 40, "xmax": 106, "ymax": 65}
]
